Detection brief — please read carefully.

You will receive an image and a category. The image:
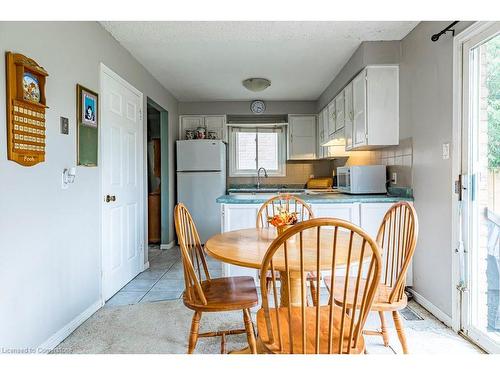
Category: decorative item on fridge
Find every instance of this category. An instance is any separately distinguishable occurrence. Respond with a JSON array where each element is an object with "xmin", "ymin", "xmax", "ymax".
[
  {"xmin": 185, "ymin": 129, "xmax": 195, "ymax": 140},
  {"xmin": 195, "ymin": 127, "xmax": 206, "ymax": 139}
]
